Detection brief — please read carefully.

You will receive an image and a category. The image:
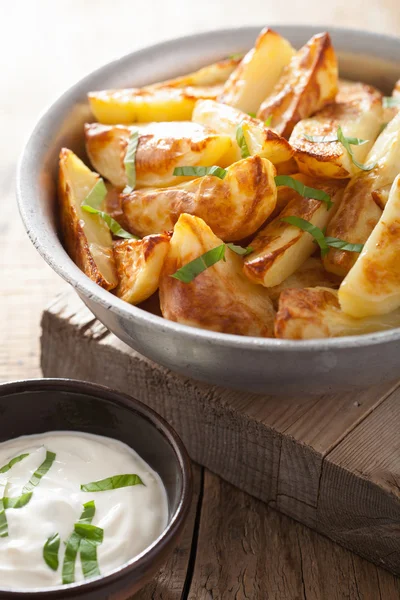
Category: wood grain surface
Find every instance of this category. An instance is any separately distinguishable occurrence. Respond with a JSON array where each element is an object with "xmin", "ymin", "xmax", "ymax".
[{"xmin": 2, "ymin": 1, "xmax": 400, "ymax": 598}]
